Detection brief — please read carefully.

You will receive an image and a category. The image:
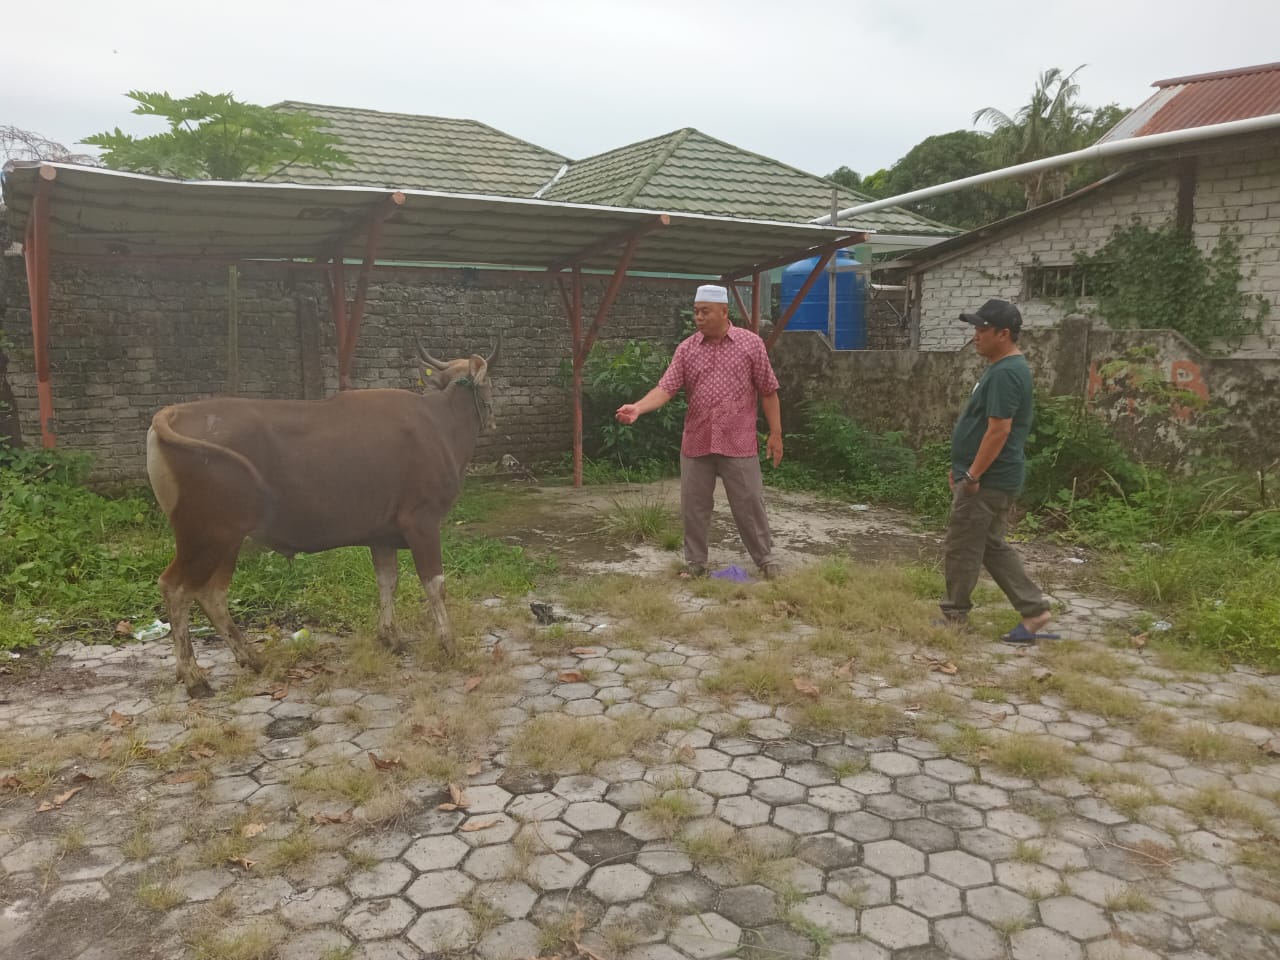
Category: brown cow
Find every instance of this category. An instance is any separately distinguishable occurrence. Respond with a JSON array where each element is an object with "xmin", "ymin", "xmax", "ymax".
[{"xmin": 145, "ymin": 343, "xmax": 497, "ymax": 696}]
